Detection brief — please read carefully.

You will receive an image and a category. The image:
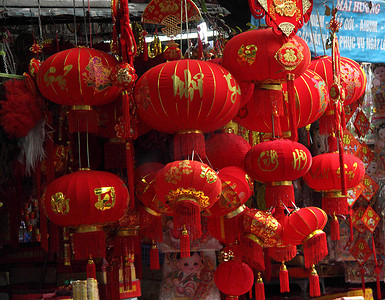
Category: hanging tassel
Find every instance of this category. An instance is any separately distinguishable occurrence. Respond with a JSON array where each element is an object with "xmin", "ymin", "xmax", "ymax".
[
  {"xmin": 180, "ymin": 226, "xmax": 190, "ymax": 258},
  {"xmin": 67, "ymin": 106, "xmax": 98, "ymax": 134},
  {"xmin": 126, "ymin": 141, "xmax": 135, "ymax": 209},
  {"xmin": 286, "ymin": 73, "xmax": 298, "ymax": 141},
  {"xmin": 371, "ymin": 237, "xmax": 381, "ymax": 300},
  {"xmin": 249, "ymin": 287, "xmax": 253, "ymax": 299},
  {"xmin": 265, "ymin": 182, "xmax": 294, "ymax": 208},
  {"xmin": 72, "ymin": 226, "xmax": 106, "ymax": 260},
  {"xmin": 328, "ymin": 133, "xmax": 338, "ymax": 152},
  {"xmin": 348, "ymin": 208, "xmax": 354, "ymax": 242},
  {"xmin": 86, "ymin": 256, "xmax": 96, "ymax": 279},
  {"xmin": 330, "ymin": 214, "xmax": 340, "ymax": 241},
  {"xmin": 309, "ymin": 265, "xmax": 321, "ymax": 297},
  {"xmin": 150, "ymin": 241, "xmax": 160, "ymax": 270},
  {"xmin": 241, "ymin": 233, "xmax": 265, "ymax": 271},
  {"xmin": 279, "ymin": 262, "xmax": 290, "ymax": 293},
  {"xmin": 268, "ymin": 244, "xmax": 297, "ymax": 263},
  {"xmin": 303, "ymin": 230, "xmax": 328, "ymax": 268},
  {"xmin": 255, "ymin": 272, "xmax": 265, "ymax": 300},
  {"xmin": 123, "ymin": 256, "xmax": 131, "ymax": 291},
  {"xmin": 173, "ymin": 201, "xmax": 202, "ymax": 241},
  {"xmin": 174, "ymin": 130, "xmax": 206, "ymax": 160},
  {"xmin": 361, "ymin": 265, "xmax": 366, "ymax": 297},
  {"xmin": 322, "ymin": 192, "xmax": 348, "ymax": 216}
]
